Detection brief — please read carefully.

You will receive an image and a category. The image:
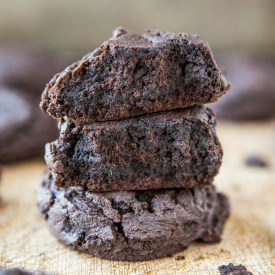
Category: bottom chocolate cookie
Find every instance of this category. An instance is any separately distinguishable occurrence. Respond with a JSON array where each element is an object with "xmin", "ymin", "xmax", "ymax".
[{"xmin": 37, "ymin": 173, "xmax": 230, "ymax": 261}]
